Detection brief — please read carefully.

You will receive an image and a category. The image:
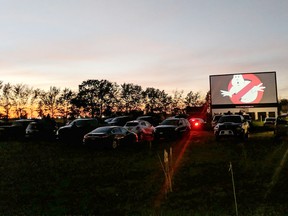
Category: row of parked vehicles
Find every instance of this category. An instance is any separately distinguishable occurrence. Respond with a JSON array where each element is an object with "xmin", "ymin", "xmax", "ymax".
[
  {"xmin": 0, "ymin": 115, "xmax": 207, "ymax": 149},
  {"xmin": 2, "ymin": 113, "xmax": 287, "ymax": 146},
  {"xmin": 57, "ymin": 116, "xmax": 194, "ymax": 148},
  {"xmin": 211, "ymin": 113, "xmax": 288, "ymax": 141}
]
